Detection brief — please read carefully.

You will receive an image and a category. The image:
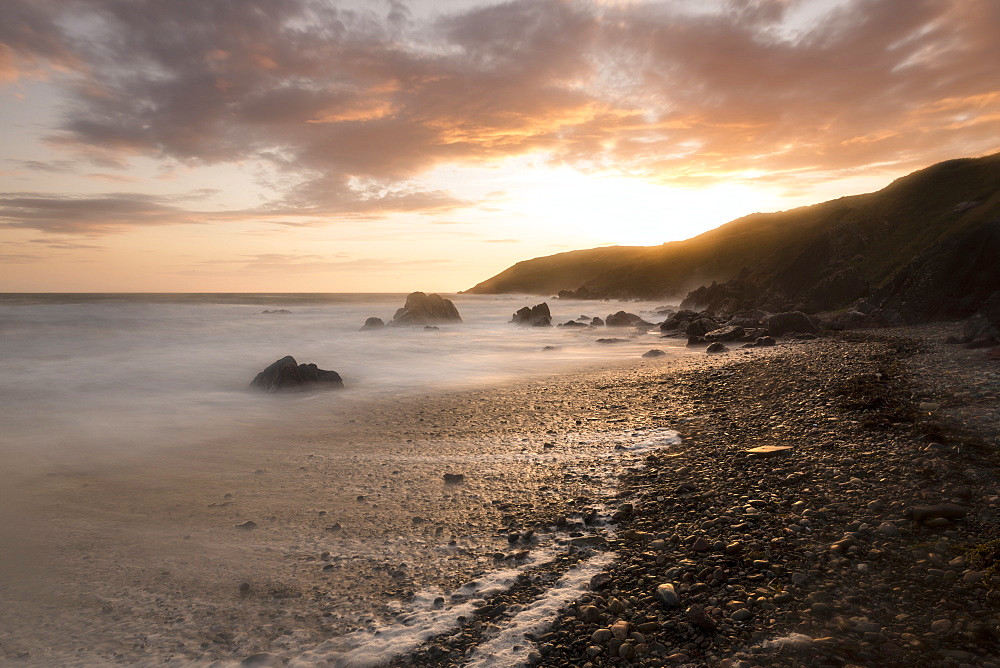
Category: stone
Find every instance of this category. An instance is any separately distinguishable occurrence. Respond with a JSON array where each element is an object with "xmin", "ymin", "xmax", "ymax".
[
  {"xmin": 691, "ymin": 537, "xmax": 711, "ymax": 551},
  {"xmin": 592, "ymin": 628, "xmax": 613, "ymax": 643},
  {"xmin": 930, "ymin": 619, "xmax": 952, "ymax": 634},
  {"xmin": 606, "ymin": 311, "xmax": 652, "ymax": 328},
  {"xmin": 764, "ymin": 311, "xmax": 818, "ymax": 336},
  {"xmin": 704, "ymin": 325, "xmax": 745, "ymax": 341},
  {"xmin": 443, "ymin": 473, "xmax": 465, "ymax": 484},
  {"xmin": 686, "ymin": 604, "xmax": 718, "ymax": 633},
  {"xmin": 904, "ymin": 503, "xmax": 966, "ymax": 524},
  {"xmin": 235, "ymin": 521, "xmax": 258, "ymax": 530},
  {"xmin": 249, "ymin": 356, "xmax": 344, "ymax": 393},
  {"xmin": 359, "ymin": 316, "xmax": 385, "ymax": 330},
  {"xmin": 610, "ymin": 620, "xmax": 630, "ymax": 641},
  {"xmin": 391, "ymin": 292, "xmax": 462, "ymax": 326},
  {"xmin": 754, "ymin": 336, "xmax": 776, "ymax": 346},
  {"xmin": 730, "ymin": 608, "xmax": 752, "ymax": 622},
  {"xmin": 642, "ymin": 349, "xmax": 667, "ymax": 358},
  {"xmin": 745, "ymin": 445, "xmax": 792, "ymax": 457},
  {"xmin": 655, "ymin": 583, "xmax": 680, "ymax": 607},
  {"xmin": 511, "ymin": 303, "xmax": 552, "ymax": 327},
  {"xmin": 706, "ymin": 342, "xmax": 729, "ymax": 354},
  {"xmin": 685, "ymin": 317, "xmax": 720, "ymax": 337}
]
